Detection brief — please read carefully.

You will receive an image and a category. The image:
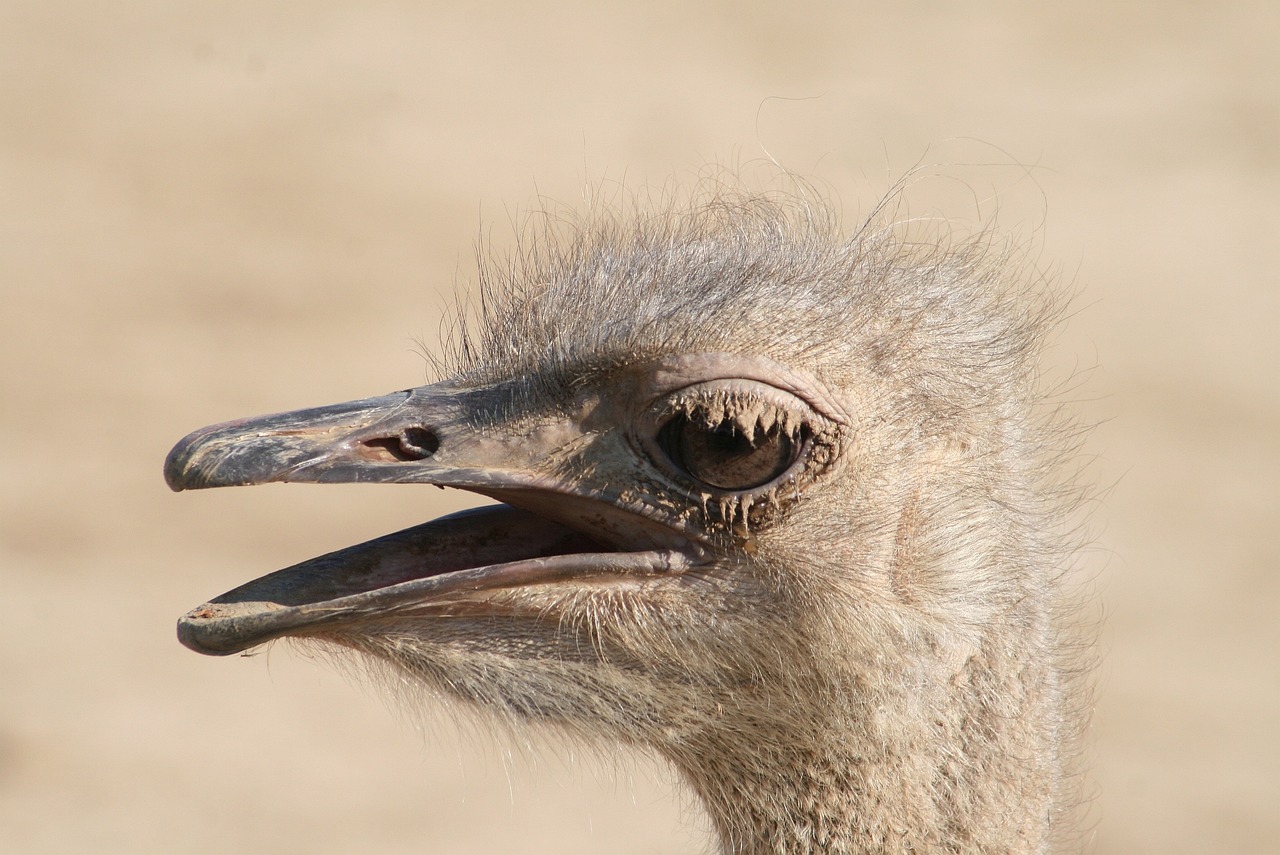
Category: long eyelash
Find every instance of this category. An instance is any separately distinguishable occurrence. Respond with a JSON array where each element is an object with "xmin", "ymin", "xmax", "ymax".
[{"xmin": 664, "ymin": 389, "xmax": 806, "ymax": 447}]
